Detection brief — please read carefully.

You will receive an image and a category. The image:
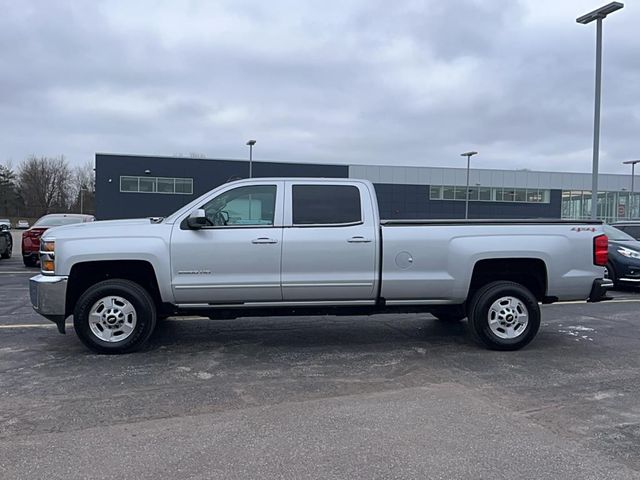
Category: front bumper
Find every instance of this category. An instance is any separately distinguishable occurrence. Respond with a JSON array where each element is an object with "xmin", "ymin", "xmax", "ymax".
[
  {"xmin": 587, "ymin": 278, "xmax": 613, "ymax": 303},
  {"xmin": 29, "ymin": 274, "xmax": 68, "ymax": 333}
]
